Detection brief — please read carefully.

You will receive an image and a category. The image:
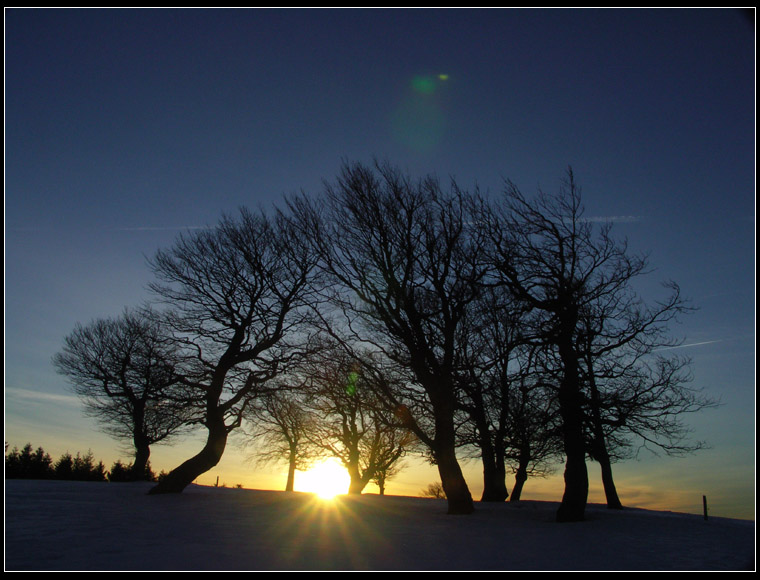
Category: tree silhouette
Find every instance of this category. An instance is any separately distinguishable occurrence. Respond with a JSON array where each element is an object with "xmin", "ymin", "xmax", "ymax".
[
  {"xmin": 297, "ymin": 344, "xmax": 413, "ymax": 495},
  {"xmin": 243, "ymin": 388, "xmax": 316, "ymax": 492},
  {"xmin": 53, "ymin": 450, "xmax": 107, "ymax": 481},
  {"xmin": 571, "ymin": 225, "xmax": 717, "ymax": 509},
  {"xmin": 457, "ymin": 283, "xmax": 563, "ymax": 502},
  {"xmin": 46, "ymin": 160, "xmax": 716, "ymax": 523},
  {"xmin": 146, "ymin": 208, "xmax": 319, "ymax": 494},
  {"xmin": 481, "ymin": 168, "xmax": 707, "ymax": 521},
  {"xmin": 420, "ymin": 481, "xmax": 447, "ymax": 499},
  {"xmin": 583, "ymin": 346, "xmax": 718, "ymax": 472},
  {"xmin": 289, "ymin": 161, "xmax": 488, "ymax": 513},
  {"xmin": 53, "ymin": 308, "xmax": 191, "ymax": 480},
  {"xmin": 5, "ymin": 443, "xmax": 54, "ymax": 479}
]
